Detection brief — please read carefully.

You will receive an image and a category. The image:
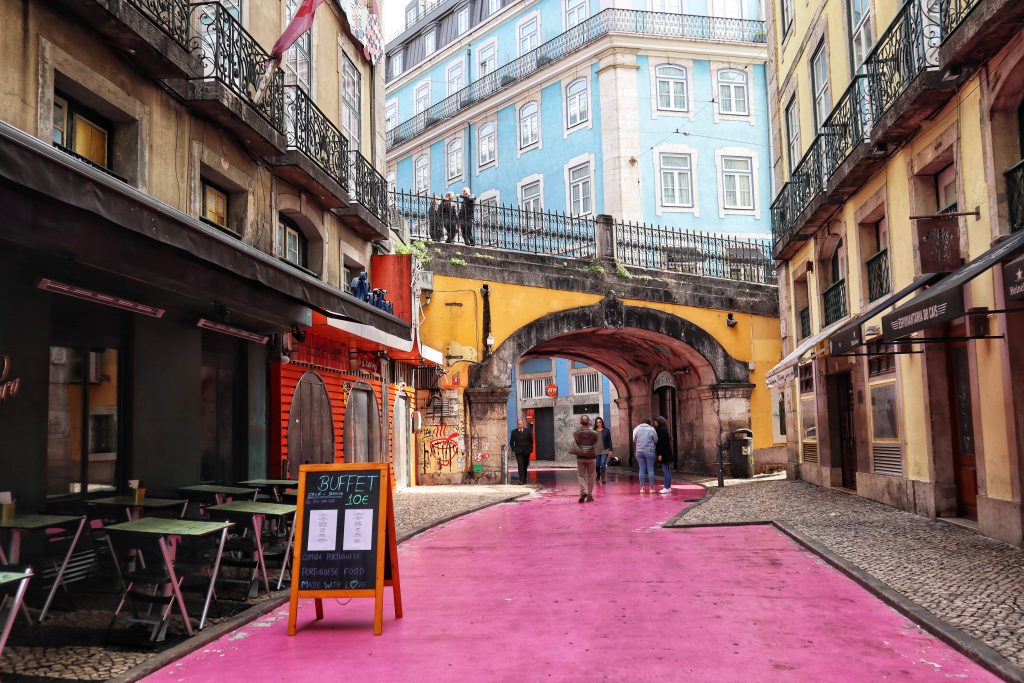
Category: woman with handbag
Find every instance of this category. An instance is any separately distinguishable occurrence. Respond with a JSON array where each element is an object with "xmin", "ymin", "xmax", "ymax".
[{"xmin": 593, "ymin": 416, "xmax": 613, "ymax": 485}]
